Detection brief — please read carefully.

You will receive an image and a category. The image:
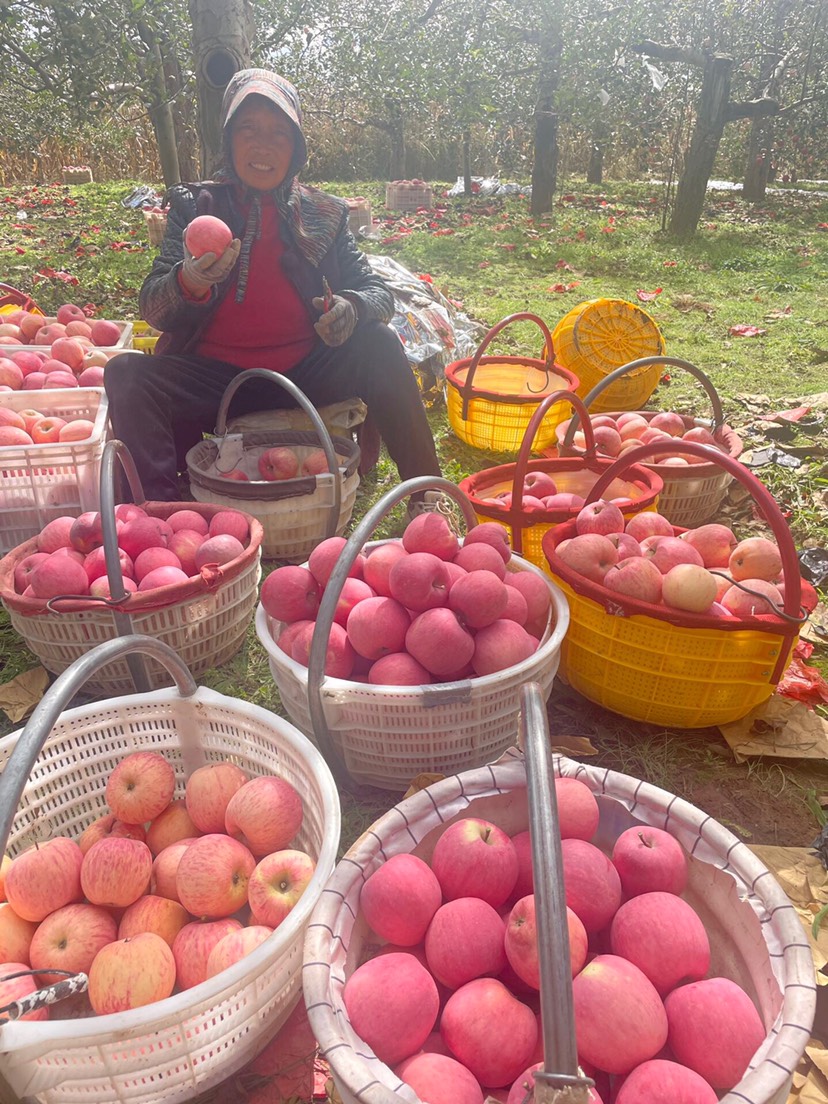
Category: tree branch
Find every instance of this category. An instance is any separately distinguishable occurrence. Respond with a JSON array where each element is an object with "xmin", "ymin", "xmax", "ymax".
[
  {"xmin": 0, "ymin": 34, "xmax": 59, "ymax": 93},
  {"xmin": 724, "ymin": 96, "xmax": 779, "ymax": 121},
  {"xmin": 630, "ymin": 39, "xmax": 708, "ymax": 68},
  {"xmin": 418, "ymin": 0, "xmax": 445, "ymax": 22},
  {"xmin": 777, "ymin": 94, "xmax": 815, "ymax": 116}
]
